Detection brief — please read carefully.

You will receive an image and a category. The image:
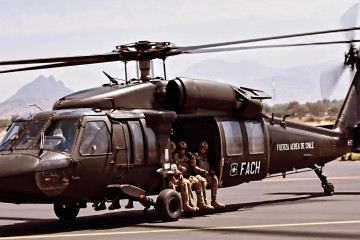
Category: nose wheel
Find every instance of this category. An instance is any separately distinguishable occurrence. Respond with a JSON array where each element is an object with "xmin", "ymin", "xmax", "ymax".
[
  {"xmin": 313, "ymin": 165, "xmax": 335, "ymax": 196},
  {"xmin": 54, "ymin": 203, "xmax": 80, "ymax": 221}
]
